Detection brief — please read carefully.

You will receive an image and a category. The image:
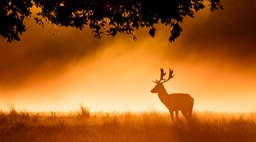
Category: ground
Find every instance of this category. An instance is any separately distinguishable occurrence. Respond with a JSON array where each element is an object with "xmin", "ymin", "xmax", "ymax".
[{"xmin": 0, "ymin": 107, "xmax": 255, "ymax": 142}]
